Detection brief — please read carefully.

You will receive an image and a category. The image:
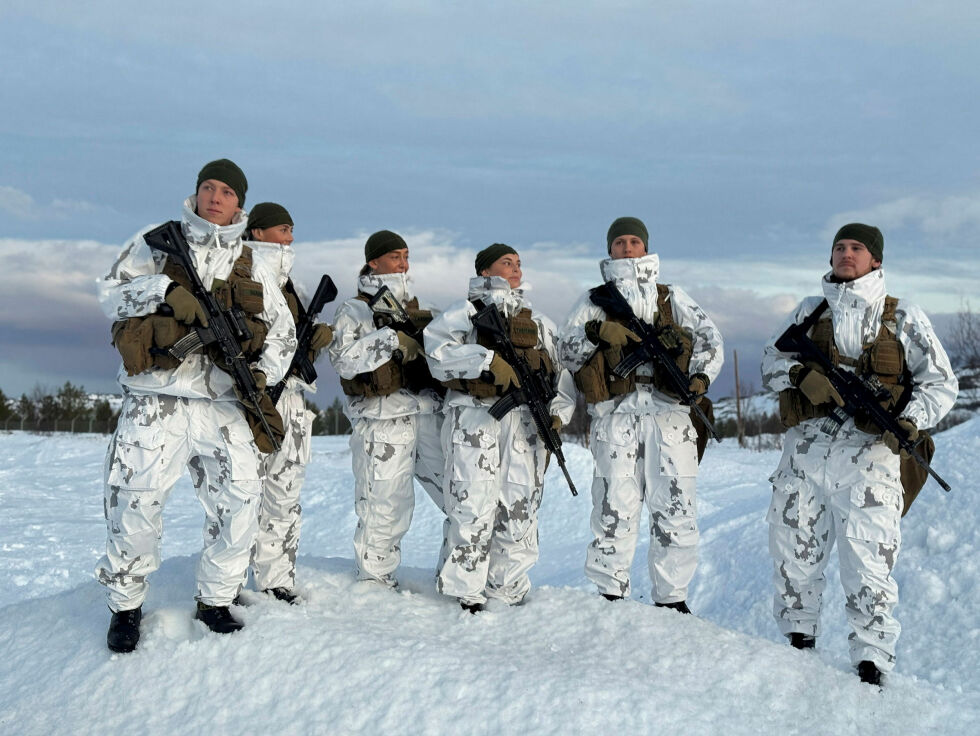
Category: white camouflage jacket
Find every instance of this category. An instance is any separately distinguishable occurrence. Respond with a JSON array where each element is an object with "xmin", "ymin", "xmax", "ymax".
[
  {"xmin": 423, "ymin": 276, "xmax": 575, "ymax": 426},
  {"xmin": 761, "ymin": 267, "xmax": 958, "ymax": 430},
  {"xmin": 559, "ymin": 253, "xmax": 724, "ymax": 417},
  {"xmin": 96, "ymin": 197, "xmax": 297, "ymax": 401},
  {"xmin": 249, "ymin": 240, "xmax": 316, "ymax": 395},
  {"xmin": 328, "ymin": 271, "xmax": 442, "ymax": 420}
]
